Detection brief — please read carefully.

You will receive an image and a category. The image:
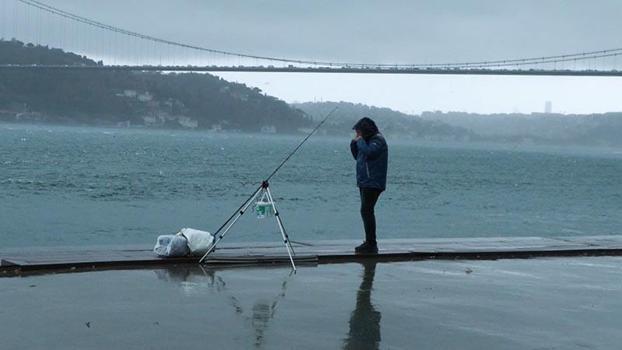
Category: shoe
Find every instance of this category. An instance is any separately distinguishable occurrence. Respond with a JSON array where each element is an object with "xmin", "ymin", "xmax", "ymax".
[{"xmin": 355, "ymin": 241, "xmax": 378, "ymax": 254}]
